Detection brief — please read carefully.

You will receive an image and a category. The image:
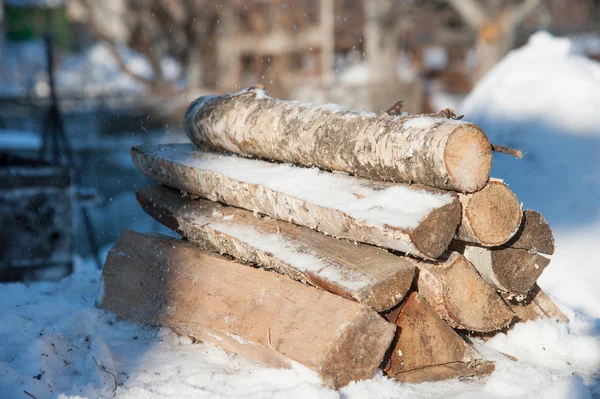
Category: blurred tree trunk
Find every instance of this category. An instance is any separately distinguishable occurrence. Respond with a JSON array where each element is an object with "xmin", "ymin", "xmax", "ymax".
[{"xmin": 448, "ymin": 0, "xmax": 541, "ymax": 81}]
